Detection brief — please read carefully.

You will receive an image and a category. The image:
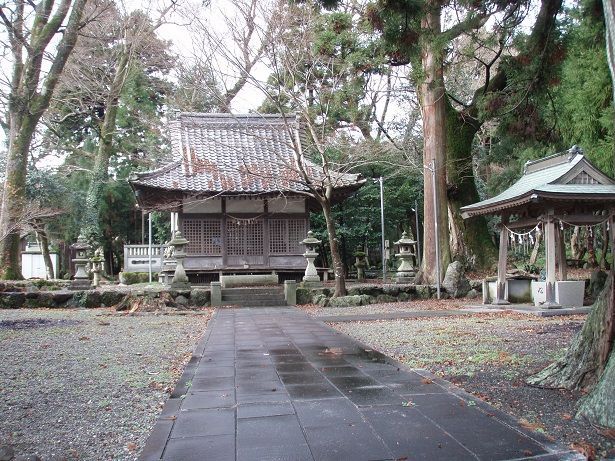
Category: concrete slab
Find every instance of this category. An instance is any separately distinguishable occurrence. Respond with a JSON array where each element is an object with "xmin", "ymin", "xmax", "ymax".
[{"xmin": 140, "ymin": 307, "xmax": 583, "ymax": 461}]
